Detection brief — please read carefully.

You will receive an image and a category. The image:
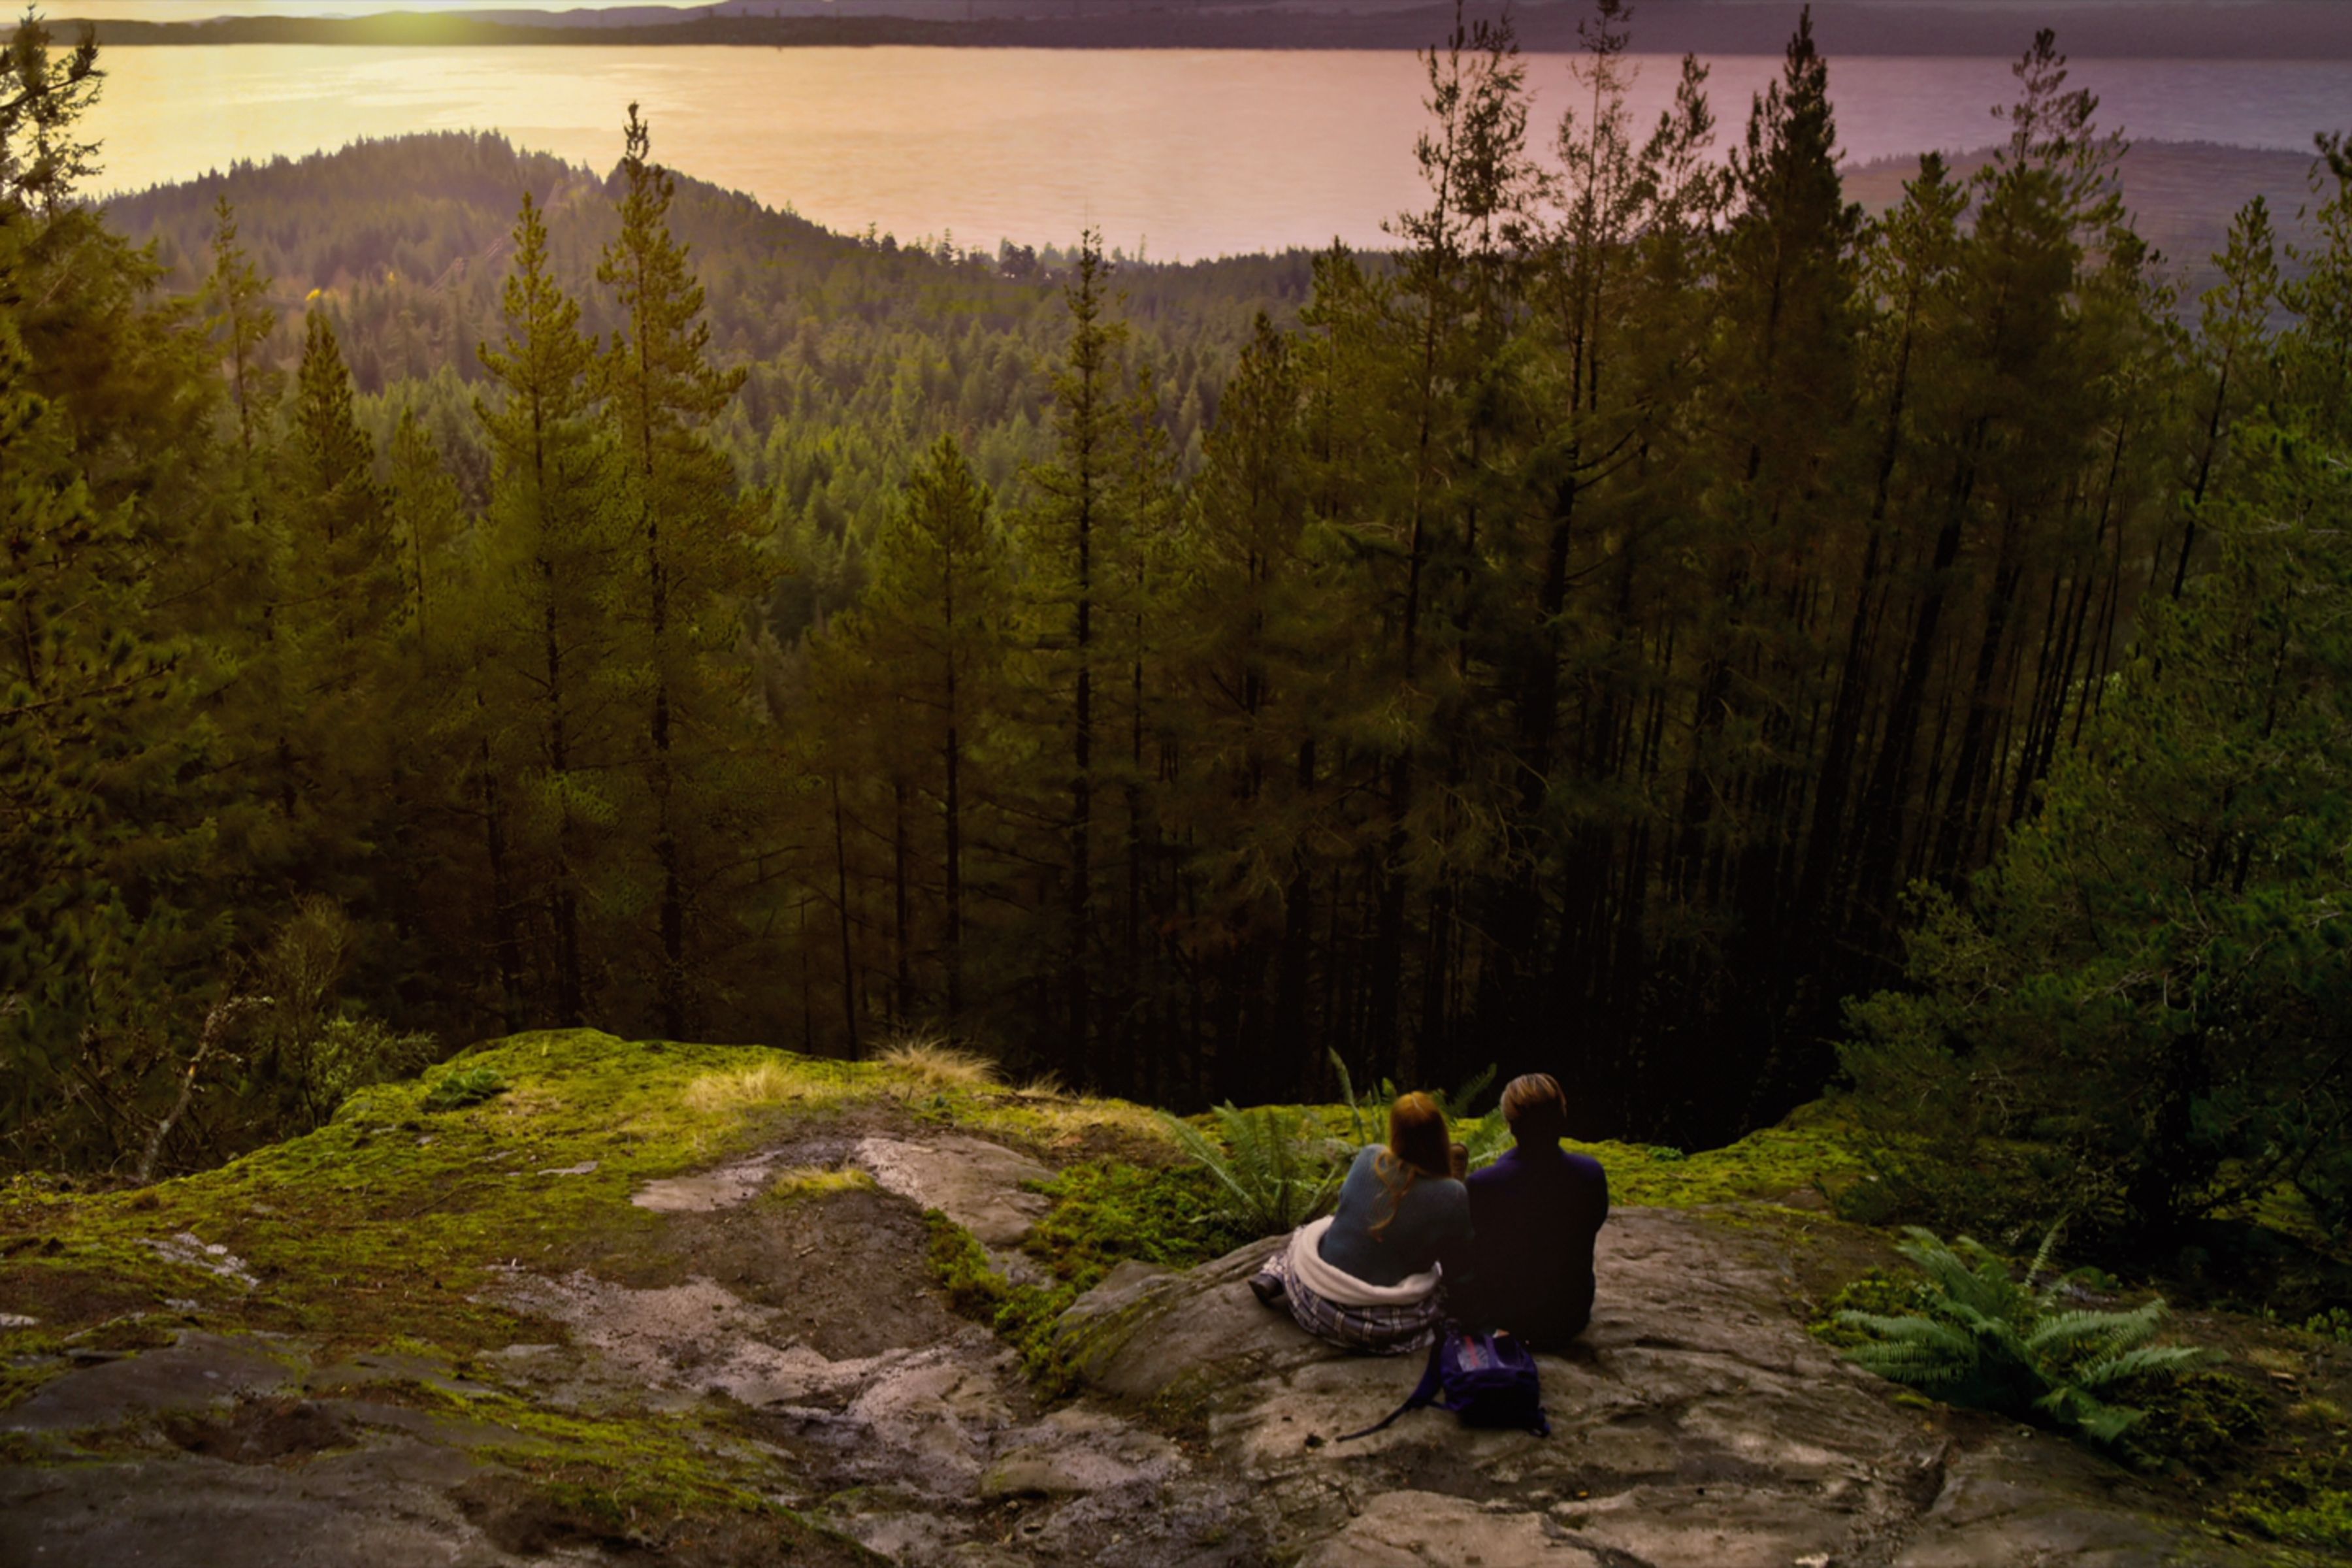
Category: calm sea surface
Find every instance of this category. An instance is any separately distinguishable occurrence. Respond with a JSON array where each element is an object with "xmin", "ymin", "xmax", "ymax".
[{"xmin": 89, "ymin": 47, "xmax": 2352, "ymax": 258}]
